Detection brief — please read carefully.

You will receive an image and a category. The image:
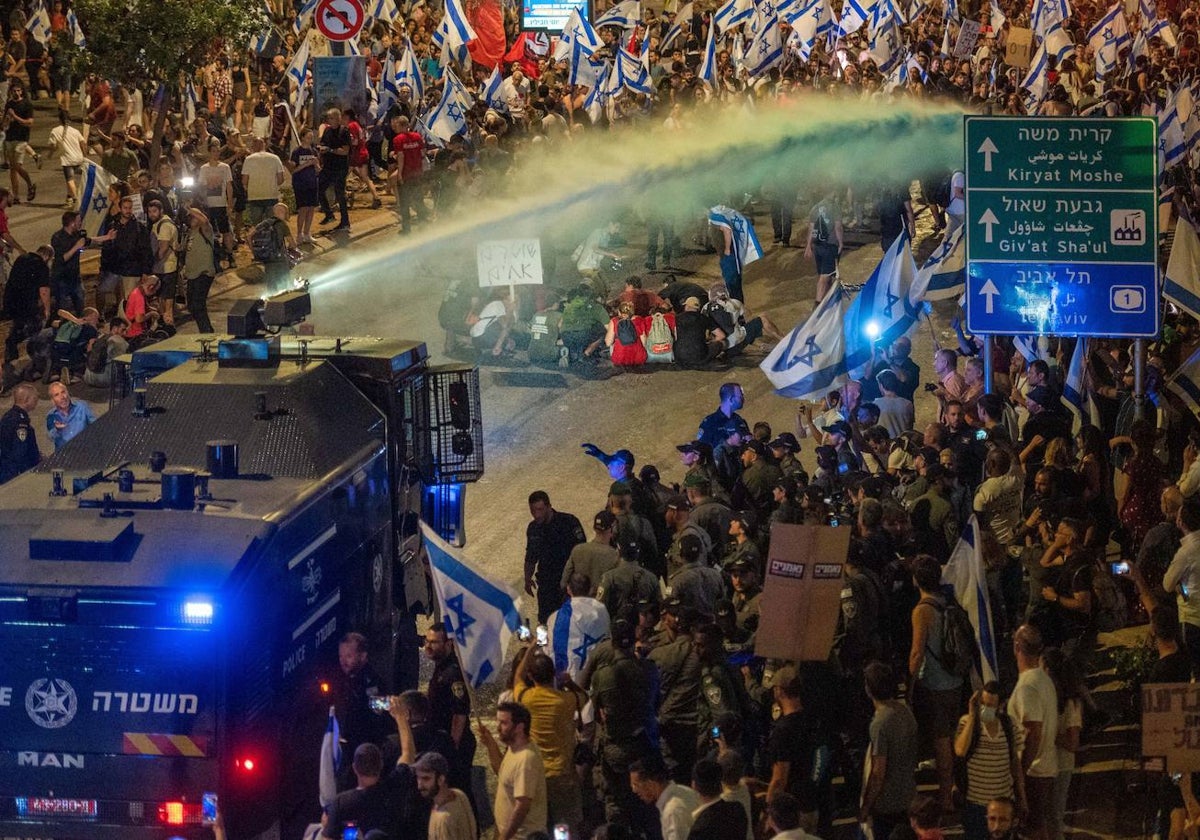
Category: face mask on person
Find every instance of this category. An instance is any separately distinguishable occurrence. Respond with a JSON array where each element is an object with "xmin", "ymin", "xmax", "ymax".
[{"xmin": 980, "ymin": 706, "xmax": 998, "ymax": 724}]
